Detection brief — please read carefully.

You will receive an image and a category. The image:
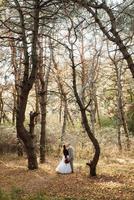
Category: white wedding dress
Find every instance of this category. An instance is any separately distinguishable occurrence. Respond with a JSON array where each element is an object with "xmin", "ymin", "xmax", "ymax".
[{"xmin": 56, "ymin": 156, "xmax": 72, "ymax": 174}]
